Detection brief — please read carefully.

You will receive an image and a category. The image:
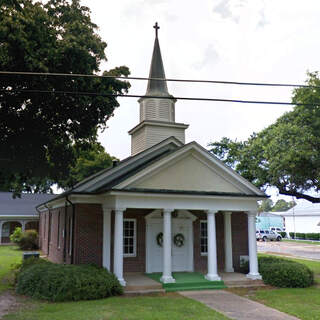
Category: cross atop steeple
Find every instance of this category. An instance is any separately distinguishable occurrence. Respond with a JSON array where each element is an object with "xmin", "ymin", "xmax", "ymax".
[{"xmin": 153, "ymin": 22, "xmax": 160, "ymax": 38}]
